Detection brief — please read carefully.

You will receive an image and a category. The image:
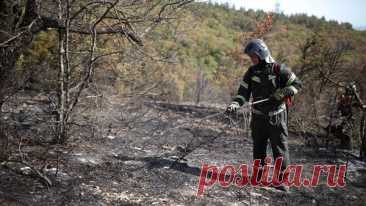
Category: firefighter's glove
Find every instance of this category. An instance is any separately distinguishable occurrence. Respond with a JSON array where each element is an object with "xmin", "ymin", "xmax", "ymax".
[
  {"xmin": 270, "ymin": 89, "xmax": 286, "ymax": 102},
  {"xmin": 270, "ymin": 87, "xmax": 294, "ymax": 103},
  {"xmin": 226, "ymin": 102, "xmax": 240, "ymax": 113}
]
